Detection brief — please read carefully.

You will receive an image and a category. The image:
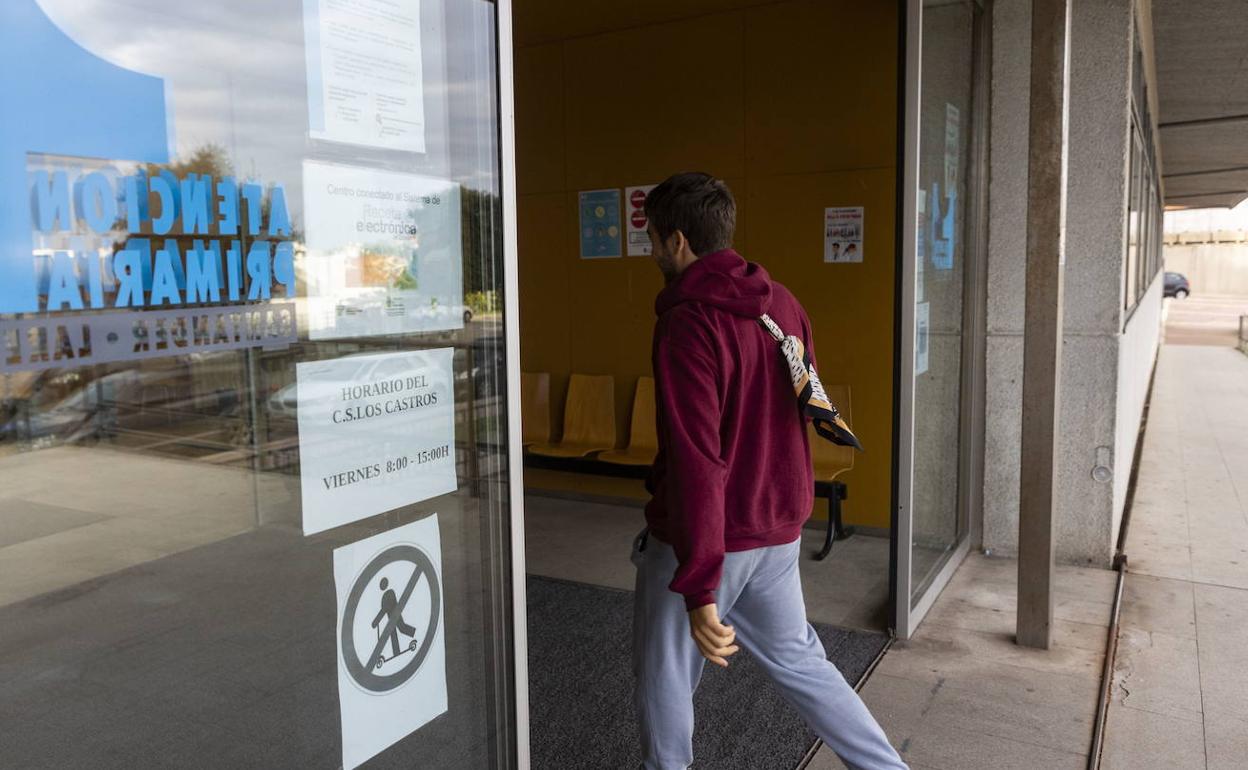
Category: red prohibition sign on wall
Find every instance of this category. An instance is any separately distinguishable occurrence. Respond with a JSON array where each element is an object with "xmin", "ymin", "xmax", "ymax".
[
  {"xmin": 630, "ymin": 189, "xmax": 647, "ymax": 208},
  {"xmin": 631, "ymin": 210, "xmax": 648, "ymax": 229}
]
